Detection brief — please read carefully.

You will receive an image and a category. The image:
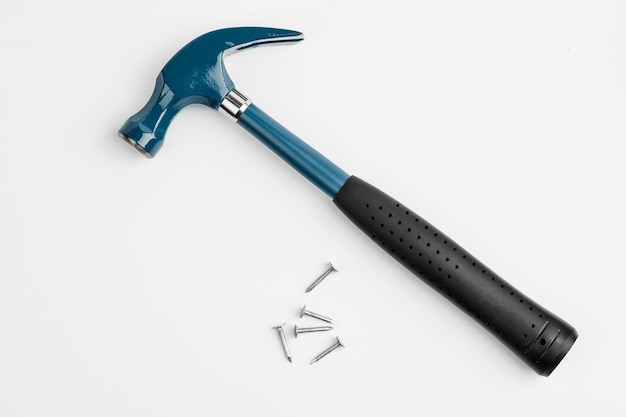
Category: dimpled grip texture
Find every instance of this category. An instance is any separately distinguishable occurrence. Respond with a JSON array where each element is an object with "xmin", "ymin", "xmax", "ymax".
[{"xmin": 334, "ymin": 176, "xmax": 577, "ymax": 376}]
